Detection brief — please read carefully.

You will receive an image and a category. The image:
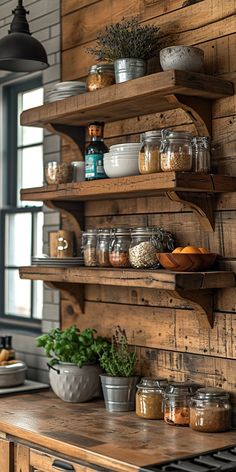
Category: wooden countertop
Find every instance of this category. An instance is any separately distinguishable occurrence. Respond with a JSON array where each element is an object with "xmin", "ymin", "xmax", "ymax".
[{"xmin": 0, "ymin": 391, "xmax": 236, "ymax": 472}]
